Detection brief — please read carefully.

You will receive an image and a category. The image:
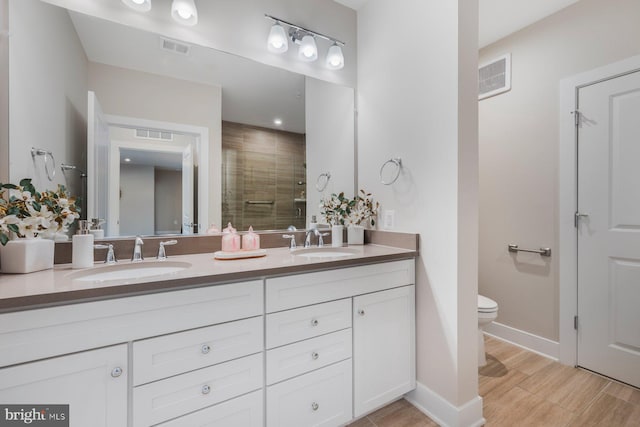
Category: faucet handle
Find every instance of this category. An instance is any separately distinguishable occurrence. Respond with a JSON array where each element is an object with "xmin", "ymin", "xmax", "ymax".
[
  {"xmin": 157, "ymin": 240, "xmax": 178, "ymax": 260},
  {"xmin": 318, "ymin": 232, "xmax": 330, "ymax": 248},
  {"xmin": 282, "ymin": 234, "xmax": 297, "ymax": 250},
  {"xmin": 132, "ymin": 236, "xmax": 144, "ymax": 262},
  {"xmin": 94, "ymin": 243, "xmax": 117, "ymax": 264}
]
